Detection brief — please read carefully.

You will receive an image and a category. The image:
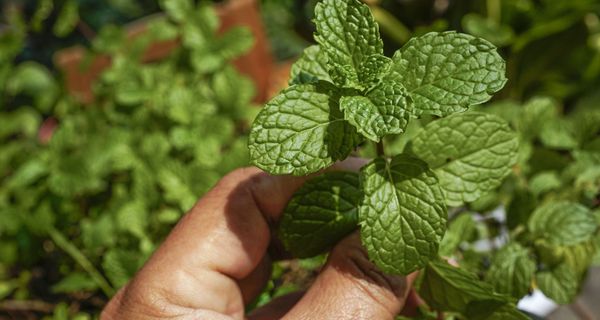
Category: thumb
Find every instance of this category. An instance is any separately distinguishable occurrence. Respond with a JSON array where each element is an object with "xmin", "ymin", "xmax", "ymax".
[{"xmin": 283, "ymin": 232, "xmax": 418, "ymax": 320}]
